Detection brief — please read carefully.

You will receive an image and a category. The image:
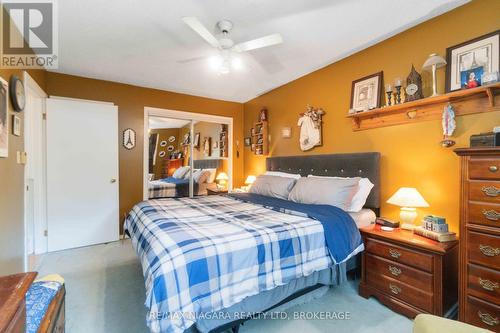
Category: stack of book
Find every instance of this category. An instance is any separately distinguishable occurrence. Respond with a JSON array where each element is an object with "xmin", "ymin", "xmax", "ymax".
[{"xmin": 414, "ymin": 215, "xmax": 457, "ymax": 242}]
